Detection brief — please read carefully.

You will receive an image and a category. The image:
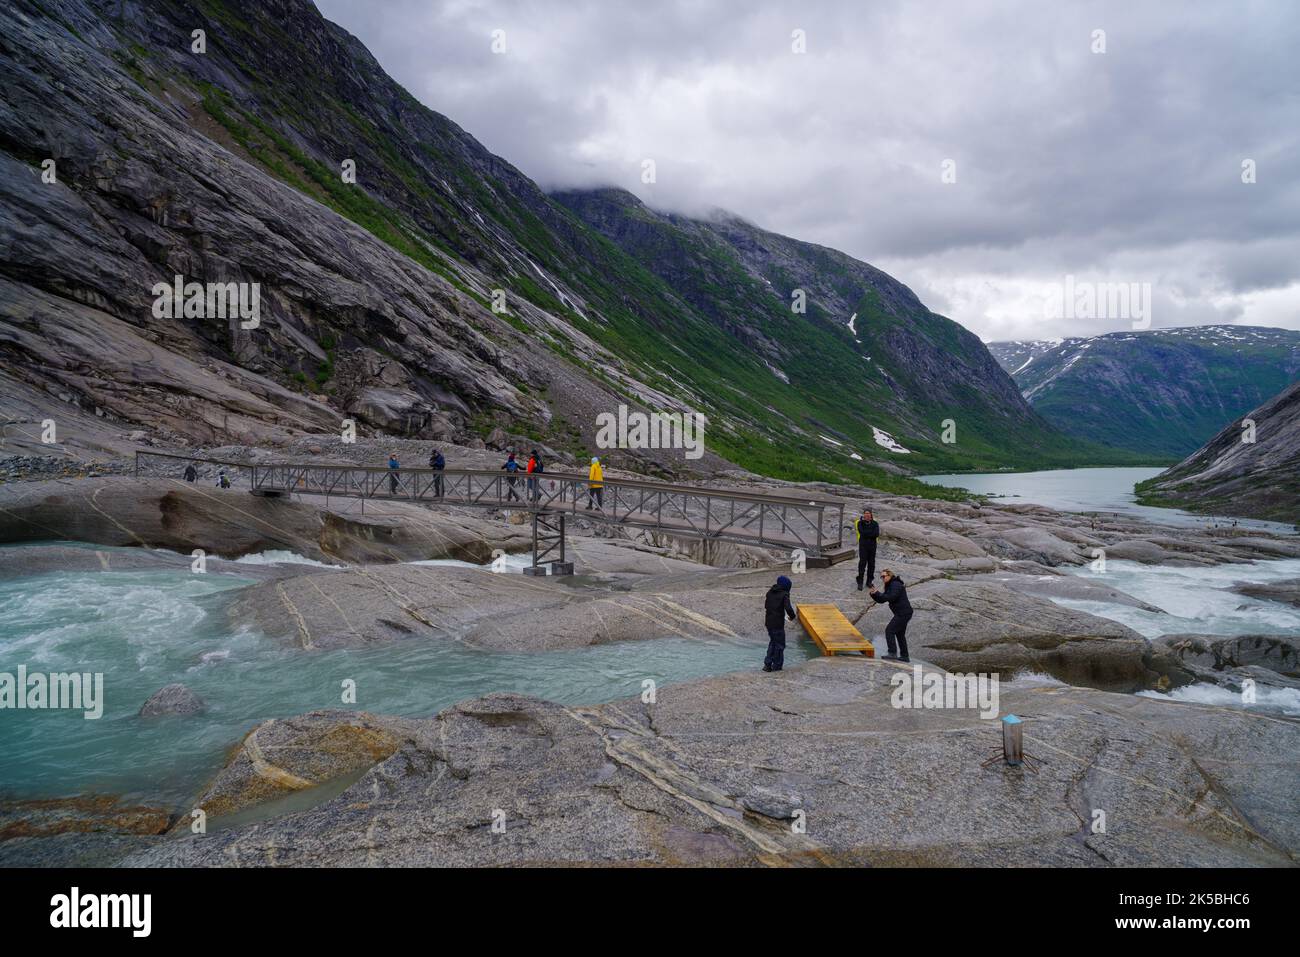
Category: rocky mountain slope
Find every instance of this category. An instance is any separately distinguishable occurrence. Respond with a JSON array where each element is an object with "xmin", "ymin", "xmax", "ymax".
[
  {"xmin": 986, "ymin": 337, "xmax": 1076, "ymax": 376},
  {"xmin": 1136, "ymin": 378, "xmax": 1300, "ymax": 524},
  {"xmin": 988, "ymin": 327, "xmax": 1300, "ymax": 458},
  {"xmin": 2, "ymin": 0, "xmax": 1109, "ymax": 494},
  {"xmin": 554, "ymin": 188, "xmax": 1075, "ymax": 472}
]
